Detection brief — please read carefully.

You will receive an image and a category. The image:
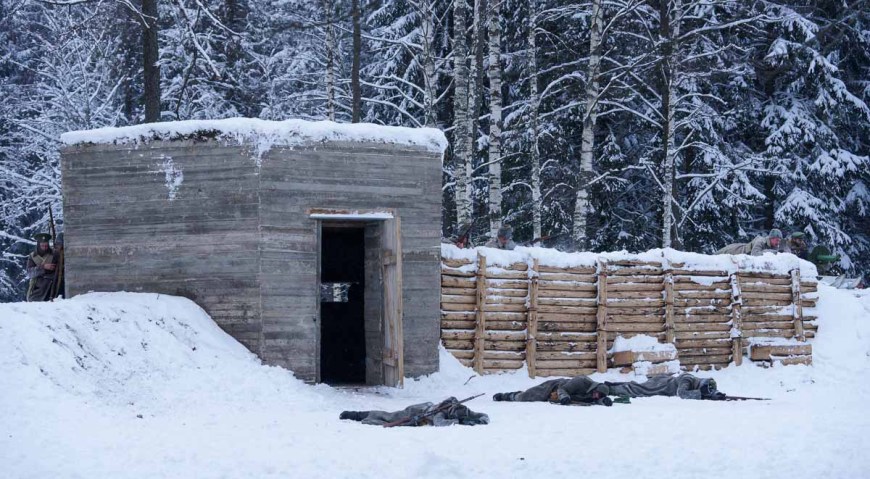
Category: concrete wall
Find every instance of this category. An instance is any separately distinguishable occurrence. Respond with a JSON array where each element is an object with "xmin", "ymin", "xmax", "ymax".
[{"xmin": 62, "ymin": 138, "xmax": 442, "ymax": 382}]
